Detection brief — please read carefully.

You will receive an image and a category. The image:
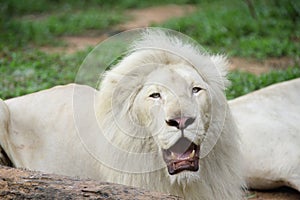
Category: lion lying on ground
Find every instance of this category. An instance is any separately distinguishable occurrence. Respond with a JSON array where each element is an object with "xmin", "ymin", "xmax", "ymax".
[
  {"xmin": 229, "ymin": 78, "xmax": 300, "ymax": 192},
  {"xmin": 1, "ymin": 30, "xmax": 244, "ymax": 199}
]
